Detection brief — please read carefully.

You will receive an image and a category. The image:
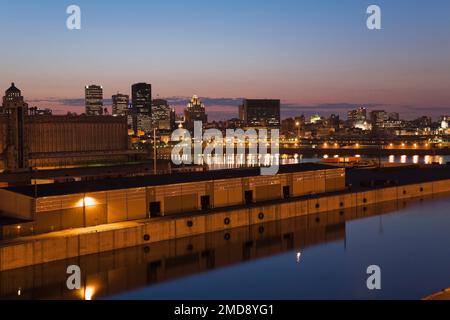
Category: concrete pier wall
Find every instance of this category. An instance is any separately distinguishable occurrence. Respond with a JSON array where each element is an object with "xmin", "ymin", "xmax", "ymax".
[{"xmin": 1, "ymin": 178, "xmax": 450, "ymax": 271}]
